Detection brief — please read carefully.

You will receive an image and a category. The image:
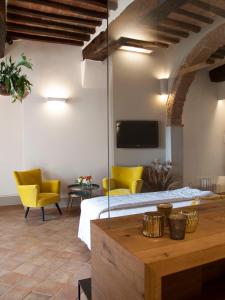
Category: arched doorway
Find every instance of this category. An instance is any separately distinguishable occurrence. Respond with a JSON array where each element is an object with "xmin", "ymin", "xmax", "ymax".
[{"xmin": 165, "ymin": 23, "xmax": 225, "ymax": 183}]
